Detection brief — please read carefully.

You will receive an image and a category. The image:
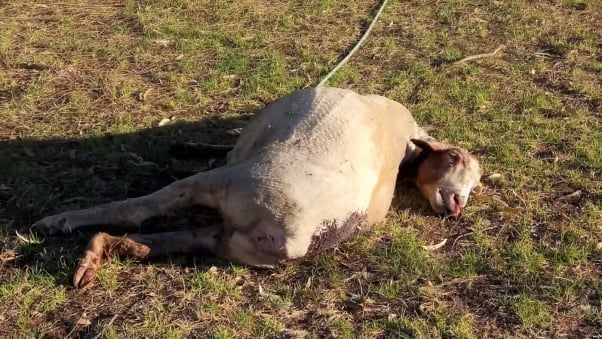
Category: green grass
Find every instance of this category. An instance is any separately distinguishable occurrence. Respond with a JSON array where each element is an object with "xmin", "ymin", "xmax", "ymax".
[
  {"xmin": 1, "ymin": 0, "xmax": 601, "ymax": 337},
  {"xmin": 503, "ymin": 294, "xmax": 553, "ymax": 329}
]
